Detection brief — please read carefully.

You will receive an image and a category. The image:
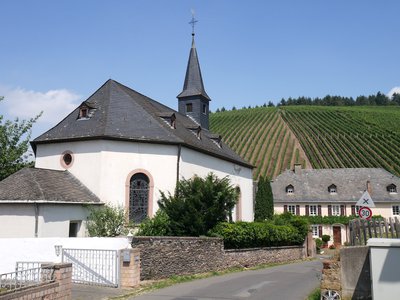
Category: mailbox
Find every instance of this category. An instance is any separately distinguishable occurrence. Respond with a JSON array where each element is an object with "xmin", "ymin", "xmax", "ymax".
[{"xmin": 122, "ymin": 249, "xmax": 131, "ymax": 263}]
